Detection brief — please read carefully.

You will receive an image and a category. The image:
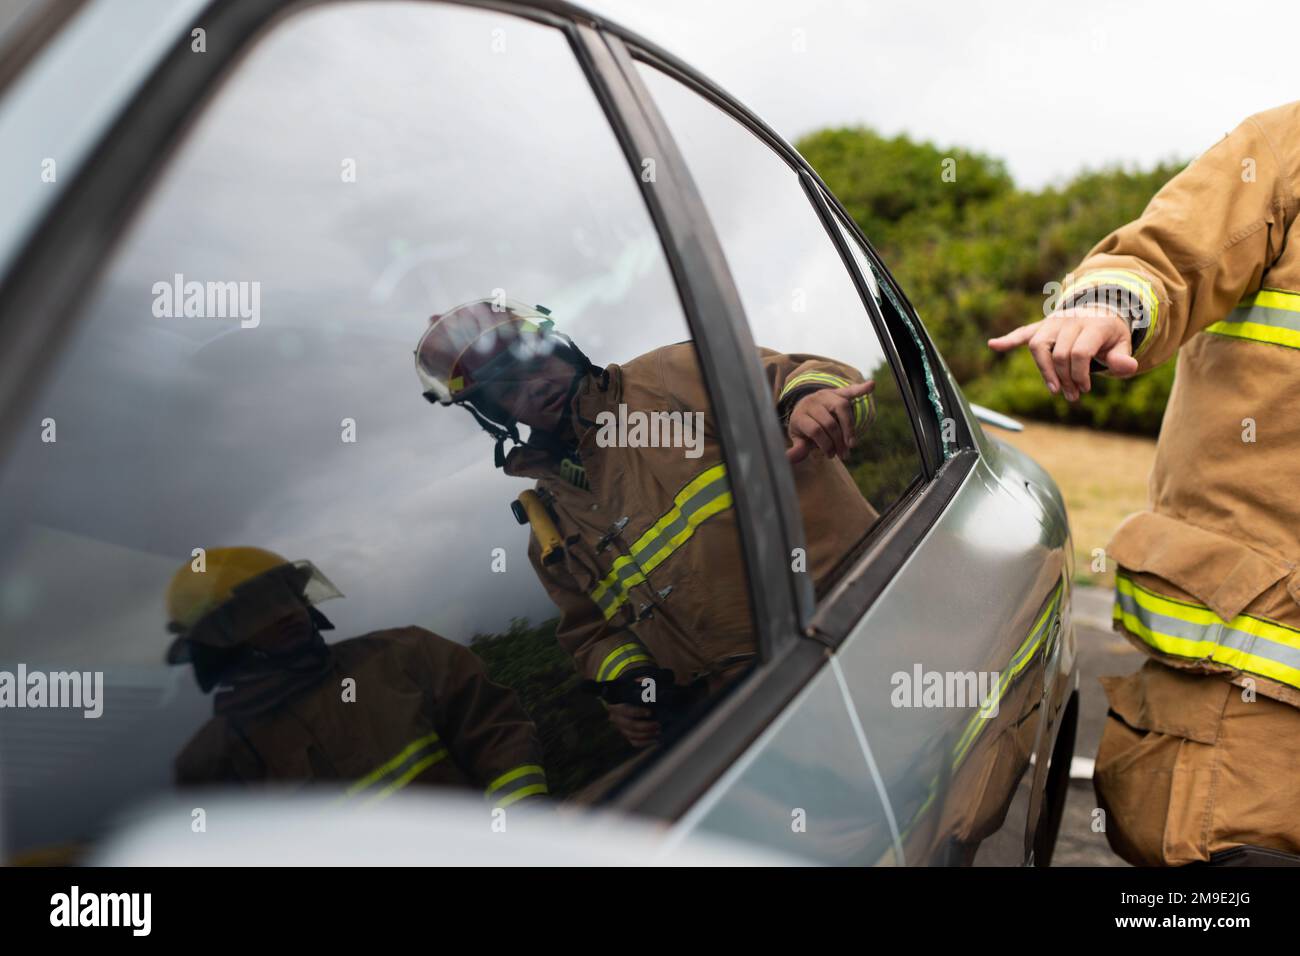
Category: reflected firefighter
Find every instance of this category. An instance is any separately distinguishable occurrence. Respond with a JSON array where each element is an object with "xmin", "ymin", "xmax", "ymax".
[
  {"xmin": 415, "ymin": 297, "xmax": 879, "ymax": 746},
  {"xmin": 166, "ymin": 546, "xmax": 547, "ymax": 808}
]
